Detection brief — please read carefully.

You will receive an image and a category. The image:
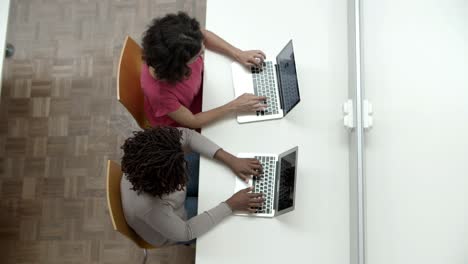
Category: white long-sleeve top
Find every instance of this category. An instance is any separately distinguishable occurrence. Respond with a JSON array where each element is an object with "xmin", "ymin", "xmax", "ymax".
[{"xmin": 120, "ymin": 128, "xmax": 232, "ymax": 246}]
